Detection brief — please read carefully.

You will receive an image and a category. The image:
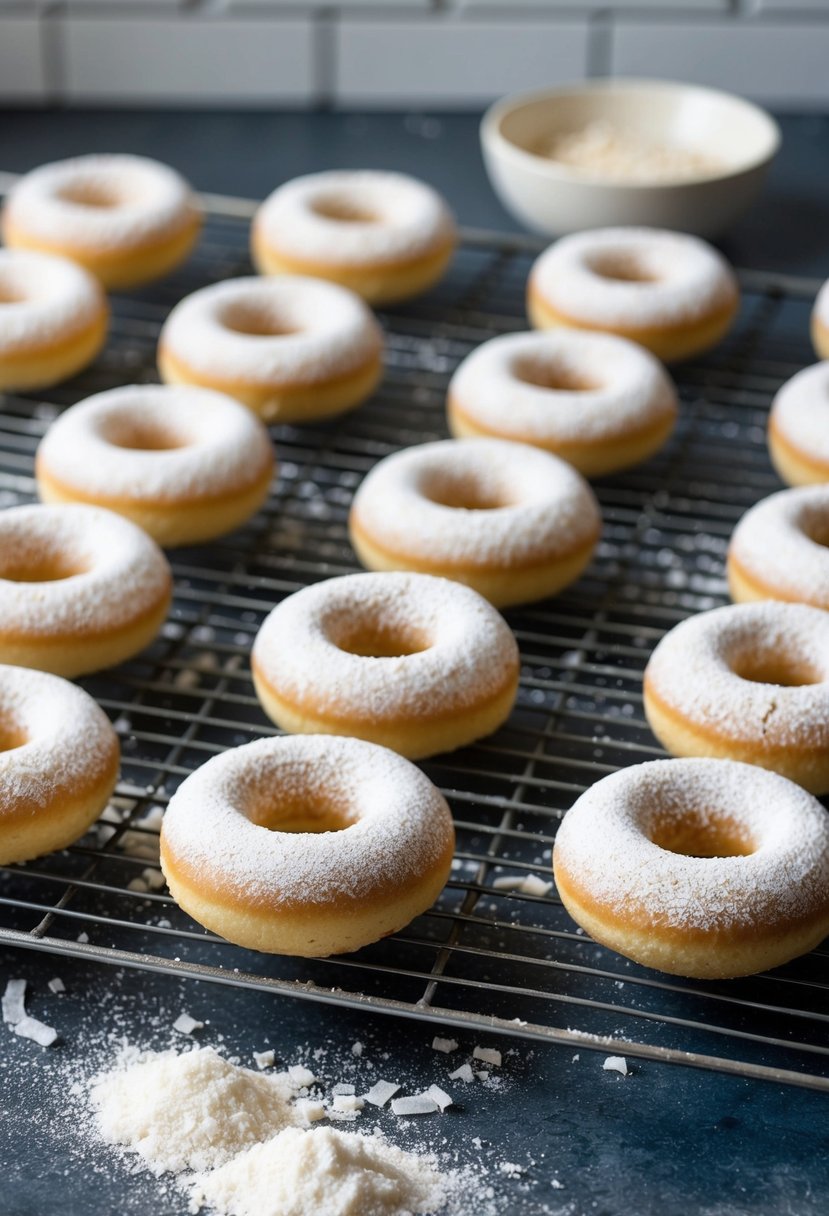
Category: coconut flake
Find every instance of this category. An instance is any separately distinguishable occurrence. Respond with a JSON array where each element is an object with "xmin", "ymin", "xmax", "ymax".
[
  {"xmin": 2, "ymin": 979, "xmax": 27, "ymax": 1025},
  {"xmin": 363, "ymin": 1080, "xmax": 400, "ymax": 1108},
  {"xmin": 603, "ymin": 1056, "xmax": 629, "ymax": 1076},
  {"xmin": 391, "ymin": 1094, "xmax": 439, "ymax": 1116},
  {"xmin": 14, "ymin": 1015, "xmax": 58, "ymax": 1047}
]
